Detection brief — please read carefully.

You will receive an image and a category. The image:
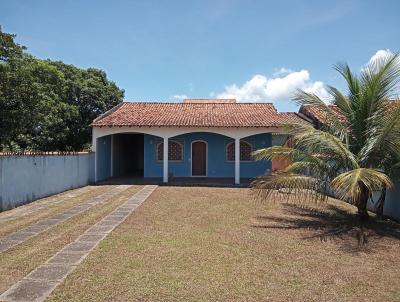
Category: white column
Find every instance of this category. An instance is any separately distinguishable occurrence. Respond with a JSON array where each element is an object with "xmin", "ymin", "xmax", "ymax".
[
  {"xmin": 235, "ymin": 137, "xmax": 240, "ymax": 185},
  {"xmin": 163, "ymin": 137, "xmax": 168, "ymax": 183},
  {"xmin": 92, "ymin": 128, "xmax": 98, "ymax": 183},
  {"xmin": 110, "ymin": 135, "xmax": 114, "ymax": 177}
]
